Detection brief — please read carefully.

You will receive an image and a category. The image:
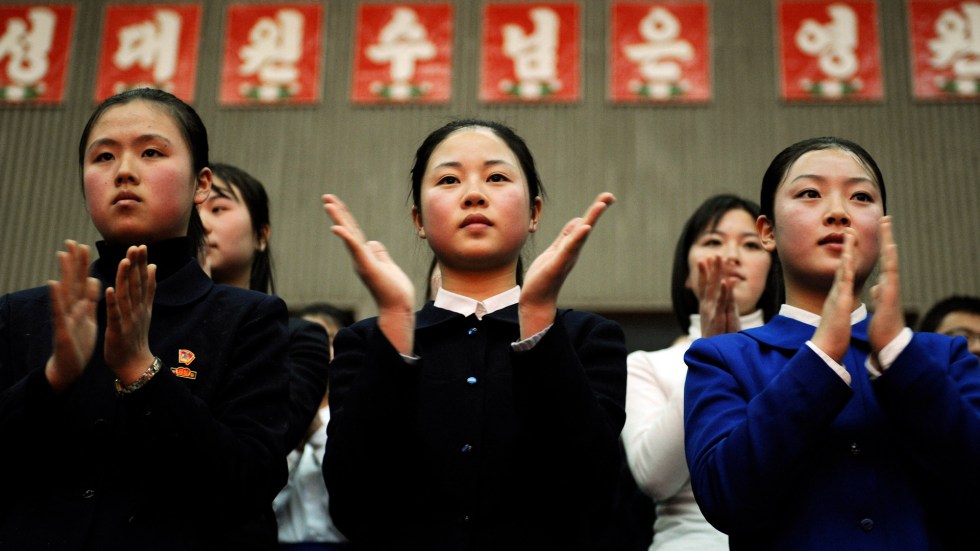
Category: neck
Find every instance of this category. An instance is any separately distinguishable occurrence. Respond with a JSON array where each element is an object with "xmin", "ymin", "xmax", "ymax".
[
  {"xmin": 439, "ymin": 264, "xmax": 517, "ymax": 302},
  {"xmin": 783, "ymin": 276, "xmax": 864, "ymax": 315},
  {"xmin": 213, "ymin": 265, "xmax": 252, "ymax": 291}
]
